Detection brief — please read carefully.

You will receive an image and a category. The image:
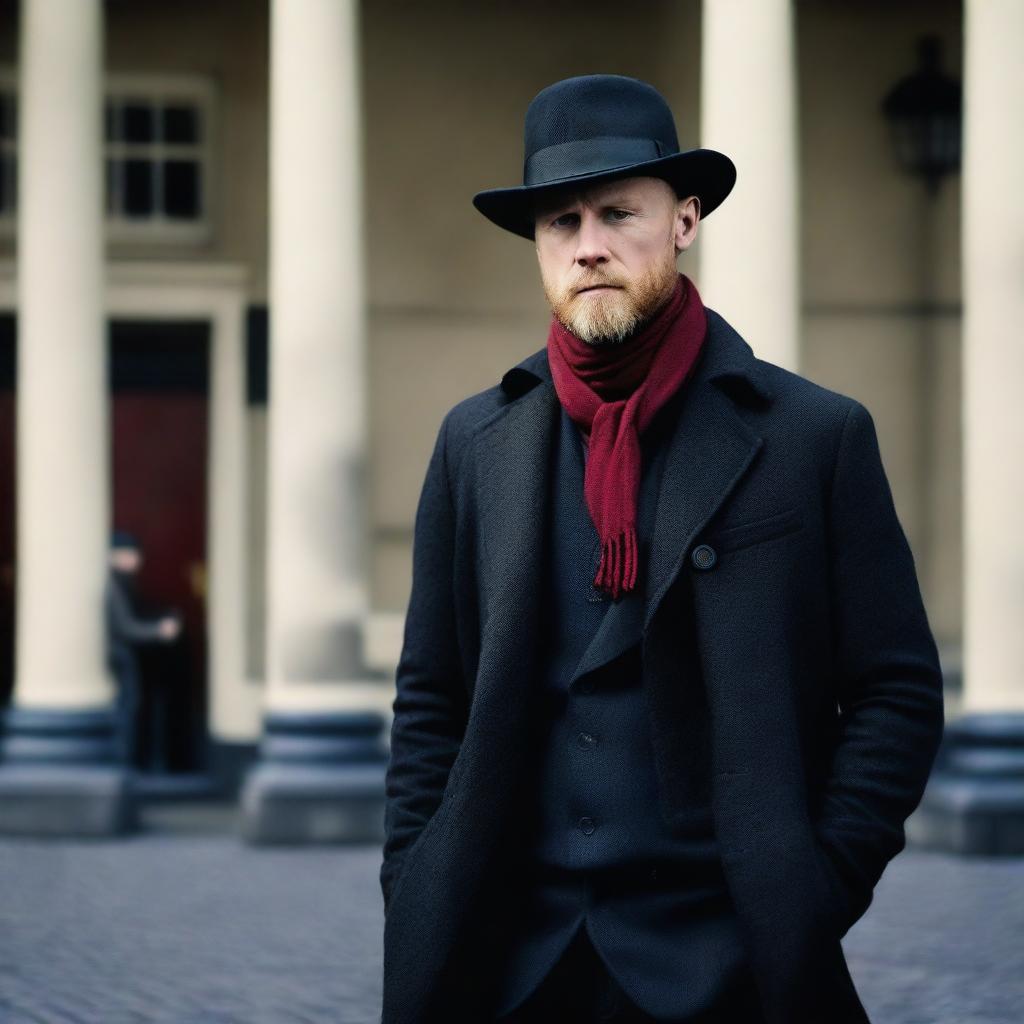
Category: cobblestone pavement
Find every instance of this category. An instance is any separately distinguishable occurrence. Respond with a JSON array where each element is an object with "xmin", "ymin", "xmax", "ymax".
[{"xmin": 0, "ymin": 804, "xmax": 1020, "ymax": 1024}]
